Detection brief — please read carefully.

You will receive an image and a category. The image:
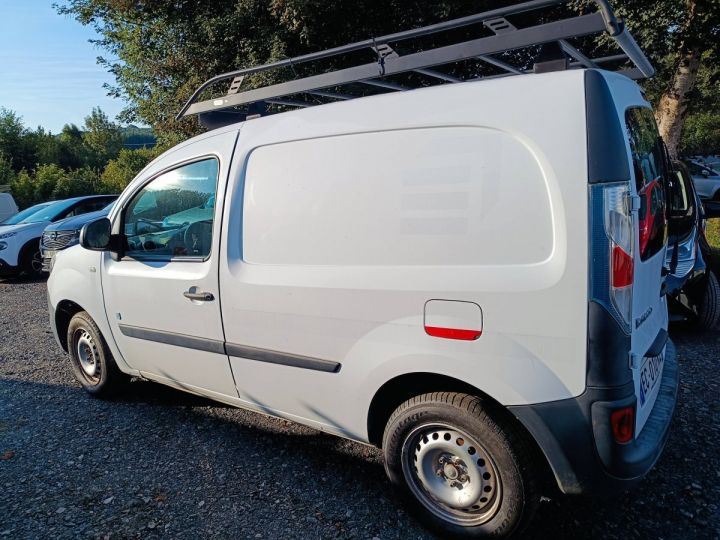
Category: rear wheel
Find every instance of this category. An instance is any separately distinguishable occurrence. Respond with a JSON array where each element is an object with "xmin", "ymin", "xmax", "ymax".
[
  {"xmin": 696, "ymin": 271, "xmax": 720, "ymax": 330},
  {"xmin": 383, "ymin": 392, "xmax": 539, "ymax": 538},
  {"xmin": 67, "ymin": 311, "xmax": 128, "ymax": 397}
]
